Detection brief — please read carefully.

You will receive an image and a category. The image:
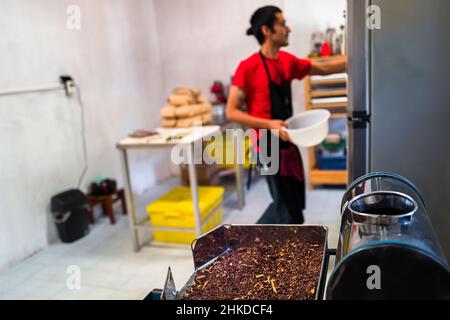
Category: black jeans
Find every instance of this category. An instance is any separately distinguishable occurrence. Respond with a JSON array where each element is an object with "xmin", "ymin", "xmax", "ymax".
[{"xmin": 257, "ymin": 173, "xmax": 305, "ymax": 224}]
